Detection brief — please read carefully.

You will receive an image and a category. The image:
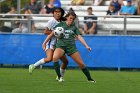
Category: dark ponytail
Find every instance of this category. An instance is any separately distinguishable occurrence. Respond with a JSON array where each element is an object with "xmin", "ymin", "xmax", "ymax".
[{"xmin": 65, "ymin": 9, "xmax": 77, "ymax": 19}]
